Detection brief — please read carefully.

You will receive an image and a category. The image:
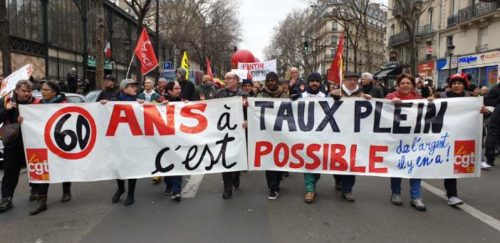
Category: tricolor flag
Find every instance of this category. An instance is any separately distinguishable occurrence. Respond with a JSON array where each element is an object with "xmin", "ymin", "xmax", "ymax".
[
  {"xmin": 104, "ymin": 41, "xmax": 111, "ymax": 59},
  {"xmin": 327, "ymin": 33, "xmax": 344, "ymax": 85}
]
